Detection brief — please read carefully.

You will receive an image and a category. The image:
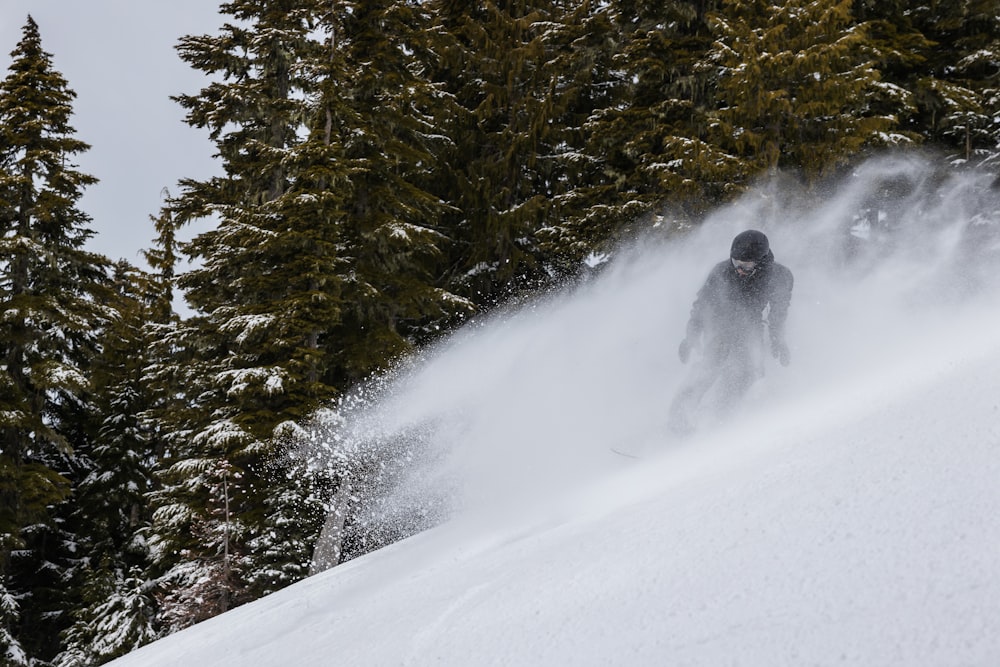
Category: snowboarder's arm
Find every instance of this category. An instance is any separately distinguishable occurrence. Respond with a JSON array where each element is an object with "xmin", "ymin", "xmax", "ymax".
[
  {"xmin": 767, "ymin": 264, "xmax": 794, "ymax": 344},
  {"xmin": 685, "ymin": 265, "xmax": 724, "ymax": 342}
]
